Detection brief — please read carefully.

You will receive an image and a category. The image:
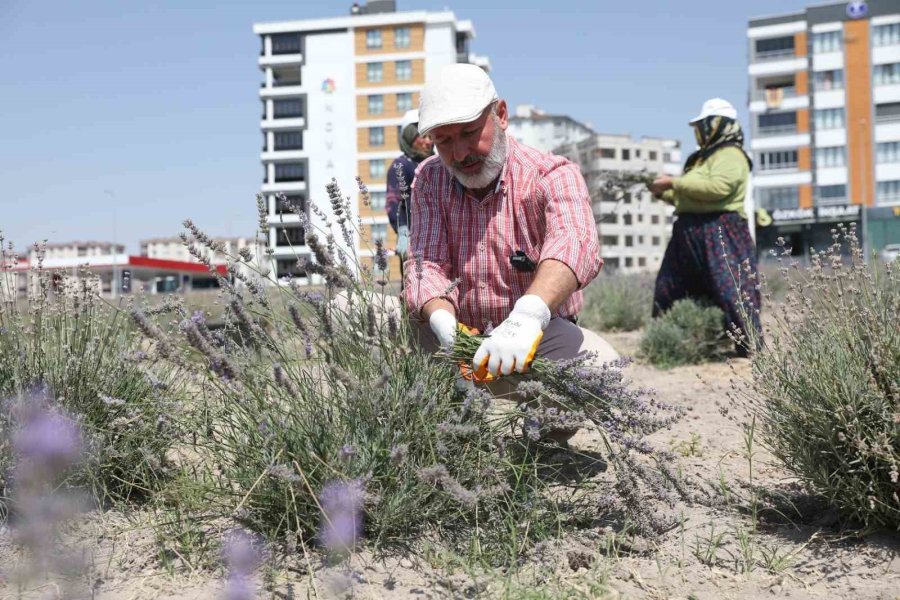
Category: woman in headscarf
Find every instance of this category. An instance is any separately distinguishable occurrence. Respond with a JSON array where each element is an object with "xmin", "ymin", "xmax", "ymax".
[
  {"xmin": 386, "ymin": 109, "xmax": 434, "ymax": 237},
  {"xmin": 648, "ymin": 98, "xmax": 762, "ymax": 354}
]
